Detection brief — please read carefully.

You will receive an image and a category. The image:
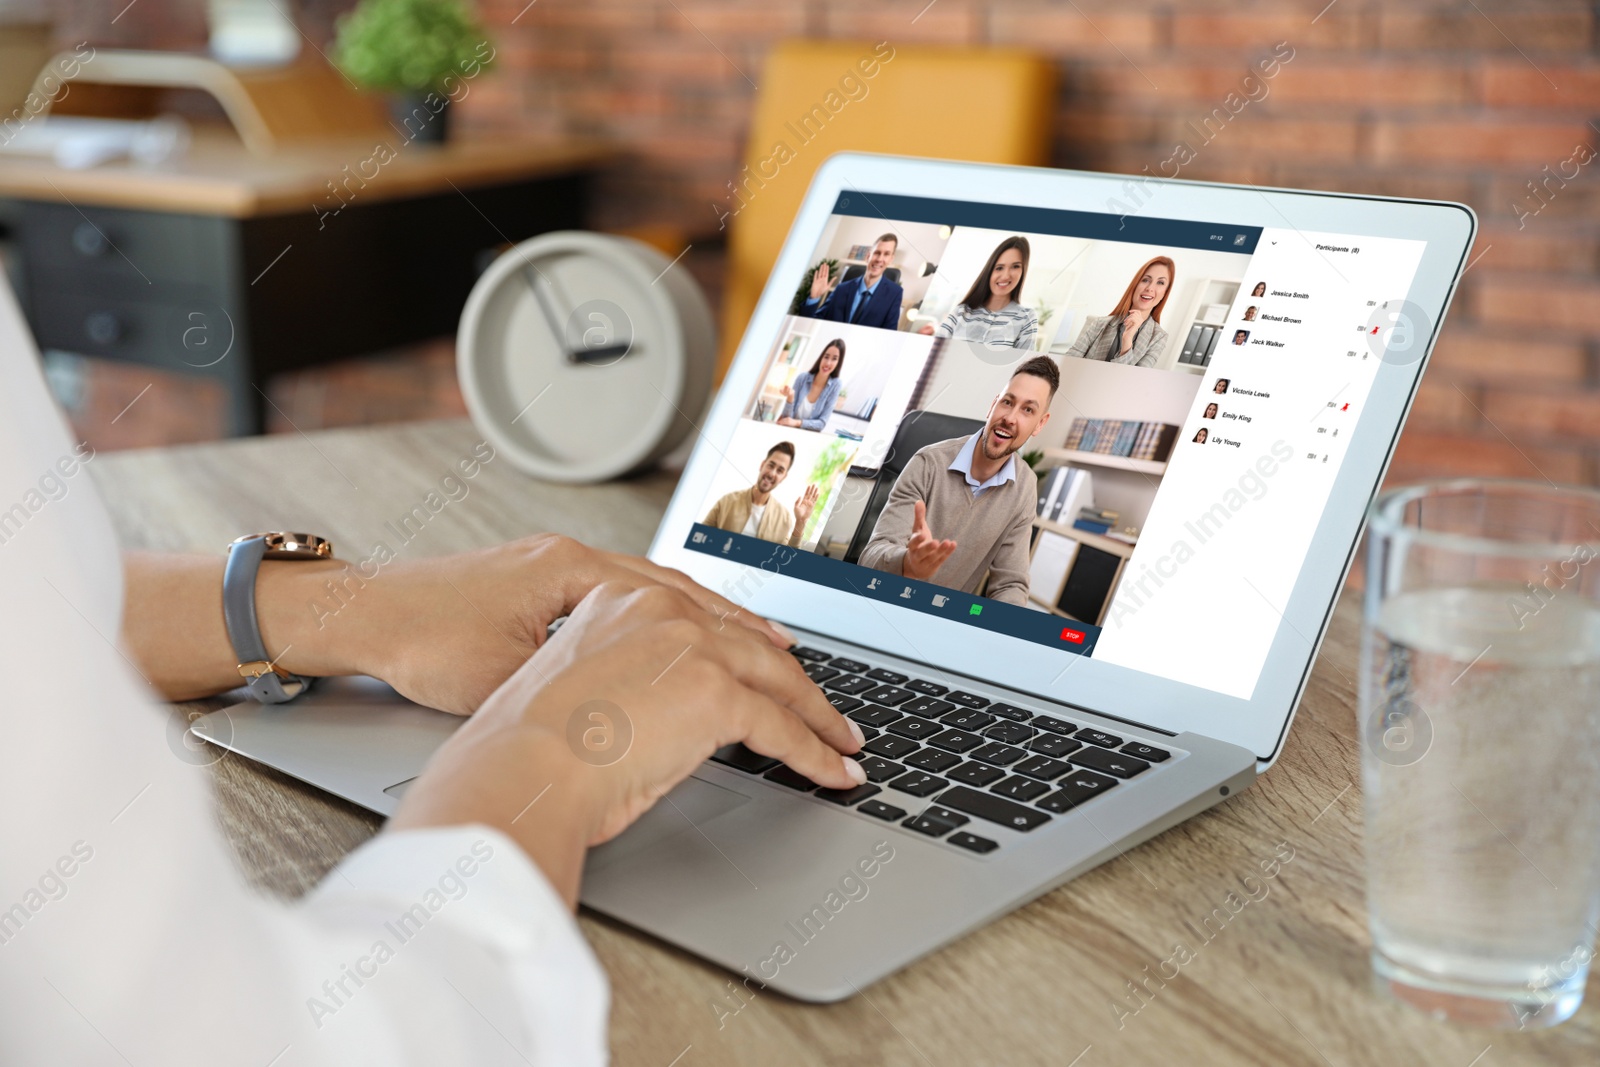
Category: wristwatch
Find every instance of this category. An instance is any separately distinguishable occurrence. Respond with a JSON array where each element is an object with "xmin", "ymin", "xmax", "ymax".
[{"xmin": 224, "ymin": 532, "xmax": 333, "ymax": 703}]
